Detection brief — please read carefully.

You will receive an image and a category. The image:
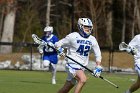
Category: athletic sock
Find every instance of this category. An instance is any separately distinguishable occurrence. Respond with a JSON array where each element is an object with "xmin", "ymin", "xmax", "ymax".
[{"xmin": 125, "ymin": 89, "xmax": 131, "ymax": 93}]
